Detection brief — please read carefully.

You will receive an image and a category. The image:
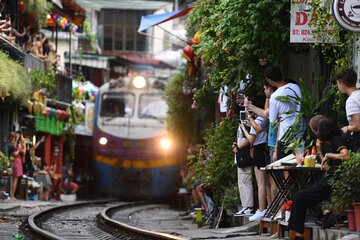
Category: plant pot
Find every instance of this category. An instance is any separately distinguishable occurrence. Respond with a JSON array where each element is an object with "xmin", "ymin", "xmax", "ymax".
[
  {"xmin": 346, "ymin": 209, "xmax": 356, "ymax": 231},
  {"xmin": 353, "ymin": 202, "xmax": 360, "ymax": 231}
]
